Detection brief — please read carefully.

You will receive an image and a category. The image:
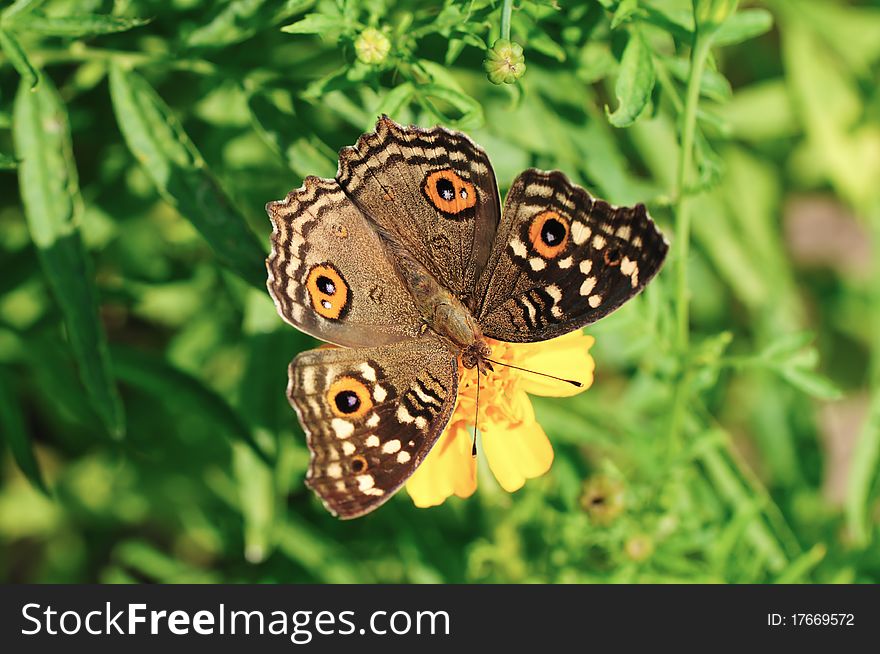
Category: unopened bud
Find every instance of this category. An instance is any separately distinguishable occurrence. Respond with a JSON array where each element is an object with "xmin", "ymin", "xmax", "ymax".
[
  {"xmin": 483, "ymin": 38, "xmax": 526, "ymax": 85},
  {"xmin": 355, "ymin": 28, "xmax": 391, "ymax": 65}
]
